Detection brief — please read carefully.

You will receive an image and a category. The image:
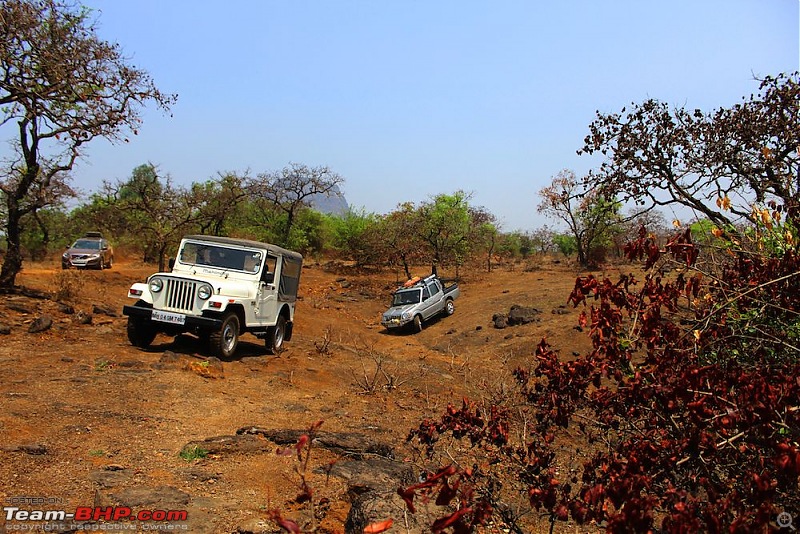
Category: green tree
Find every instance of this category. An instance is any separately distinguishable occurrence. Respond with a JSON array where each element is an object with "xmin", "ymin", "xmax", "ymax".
[
  {"xmin": 552, "ymin": 233, "xmax": 577, "ymax": 257},
  {"xmin": 190, "ymin": 172, "xmax": 249, "ymax": 236},
  {"xmin": 419, "ymin": 191, "xmax": 473, "ymax": 273},
  {"xmin": 328, "ymin": 207, "xmax": 382, "ymax": 266},
  {"xmin": 104, "ymin": 164, "xmax": 200, "ymax": 270},
  {"xmin": 19, "ymin": 206, "xmax": 71, "ymax": 260},
  {"xmin": 0, "ymin": 0, "xmax": 175, "ymax": 287},
  {"xmin": 379, "ymin": 202, "xmax": 425, "ymax": 279}
]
